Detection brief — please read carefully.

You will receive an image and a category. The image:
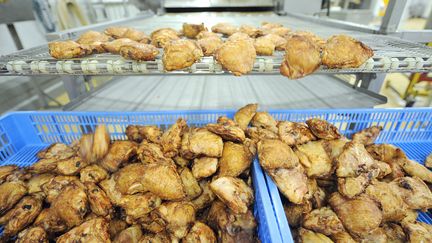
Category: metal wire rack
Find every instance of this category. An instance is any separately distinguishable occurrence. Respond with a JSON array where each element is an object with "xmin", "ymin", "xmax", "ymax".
[{"xmin": 1, "ymin": 22, "xmax": 431, "ymax": 76}]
